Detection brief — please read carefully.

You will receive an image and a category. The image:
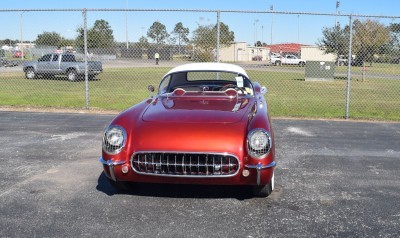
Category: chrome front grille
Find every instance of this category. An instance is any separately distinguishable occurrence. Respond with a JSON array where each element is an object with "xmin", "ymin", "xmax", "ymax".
[{"xmin": 131, "ymin": 152, "xmax": 239, "ymax": 177}]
